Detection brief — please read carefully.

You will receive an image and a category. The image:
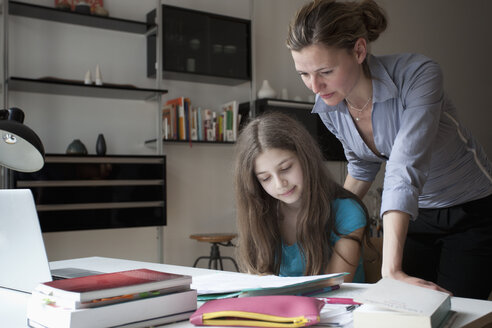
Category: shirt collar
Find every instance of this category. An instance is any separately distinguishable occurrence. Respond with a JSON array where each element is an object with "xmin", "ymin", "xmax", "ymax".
[
  {"xmin": 369, "ymin": 55, "xmax": 399, "ymax": 103},
  {"xmin": 312, "ymin": 54, "xmax": 399, "ymax": 113}
]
